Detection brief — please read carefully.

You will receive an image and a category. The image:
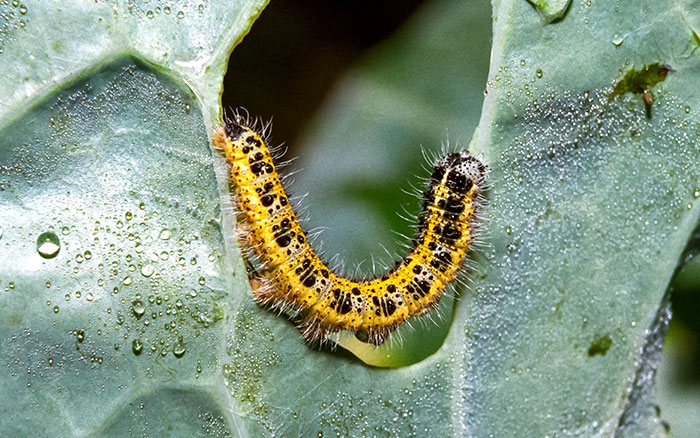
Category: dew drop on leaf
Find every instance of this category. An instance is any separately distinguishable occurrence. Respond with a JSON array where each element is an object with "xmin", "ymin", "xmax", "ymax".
[
  {"xmin": 131, "ymin": 299, "xmax": 145, "ymax": 318},
  {"xmin": 173, "ymin": 338, "xmax": 186, "ymax": 358},
  {"xmin": 36, "ymin": 232, "xmax": 60, "ymax": 259},
  {"xmin": 132, "ymin": 339, "xmax": 143, "ymax": 355}
]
